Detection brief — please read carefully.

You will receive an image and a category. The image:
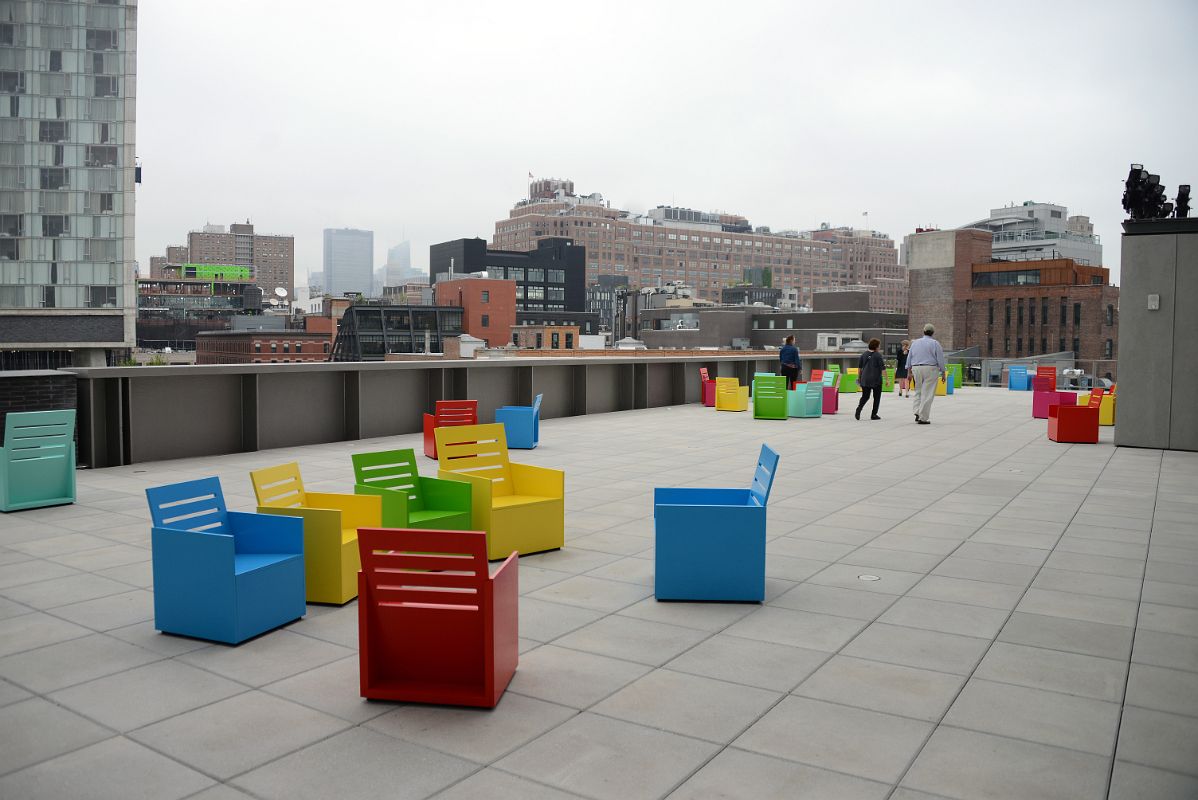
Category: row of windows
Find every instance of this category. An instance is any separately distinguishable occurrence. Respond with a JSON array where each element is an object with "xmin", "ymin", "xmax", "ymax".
[
  {"xmin": 987, "ymin": 337, "xmax": 1113, "ymax": 359},
  {"xmin": 987, "ymin": 298, "xmax": 1115, "ymax": 328},
  {"xmin": 485, "ymin": 266, "xmax": 567, "ymax": 284},
  {"xmin": 251, "ymin": 341, "xmax": 328, "ymax": 354}
]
